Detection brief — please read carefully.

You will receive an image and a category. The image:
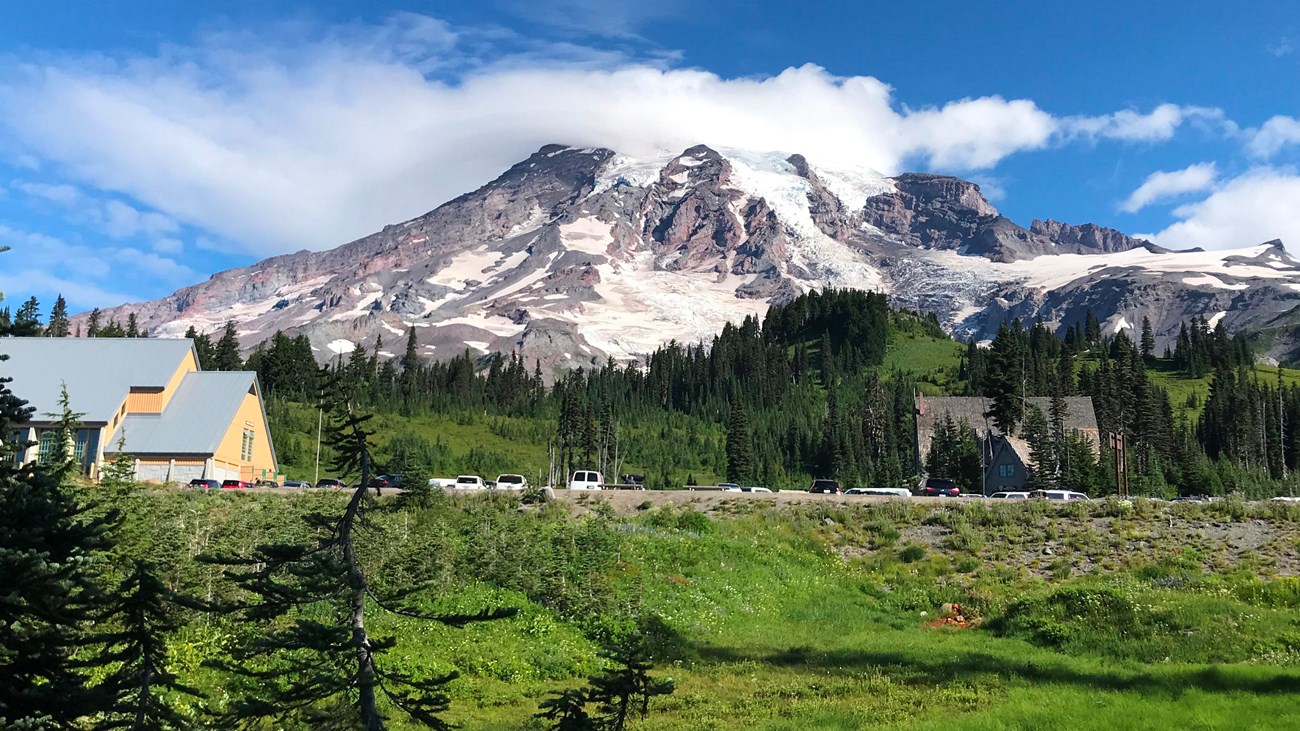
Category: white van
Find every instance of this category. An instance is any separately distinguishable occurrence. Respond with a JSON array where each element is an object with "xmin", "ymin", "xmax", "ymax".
[
  {"xmin": 989, "ymin": 491, "xmax": 1030, "ymax": 499},
  {"xmin": 568, "ymin": 470, "xmax": 604, "ymax": 490}
]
